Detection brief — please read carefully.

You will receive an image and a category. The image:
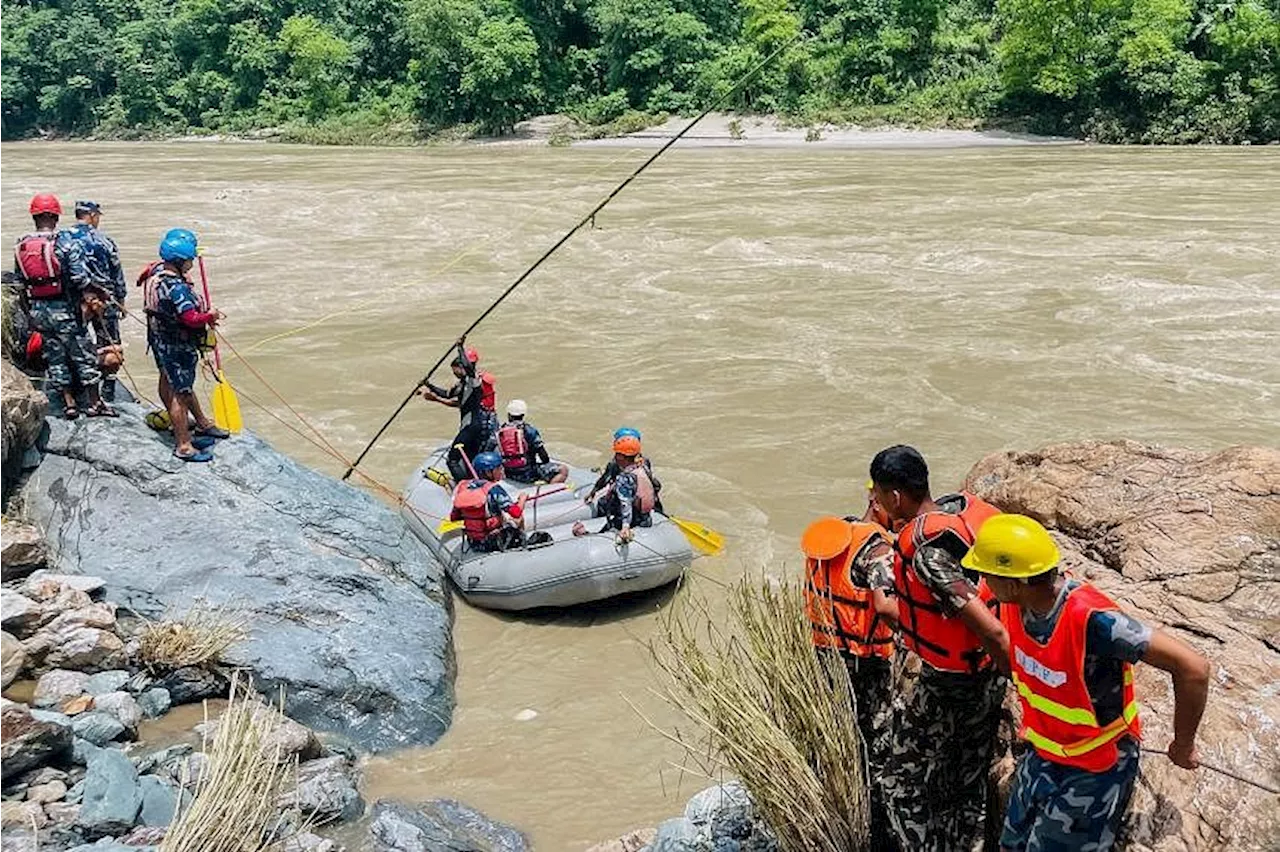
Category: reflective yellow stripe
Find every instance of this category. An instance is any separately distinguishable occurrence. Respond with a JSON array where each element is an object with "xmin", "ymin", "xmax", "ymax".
[
  {"xmin": 1023, "ymin": 700, "xmax": 1141, "ymax": 757},
  {"xmin": 1013, "ymin": 673, "xmax": 1099, "ymax": 727}
]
